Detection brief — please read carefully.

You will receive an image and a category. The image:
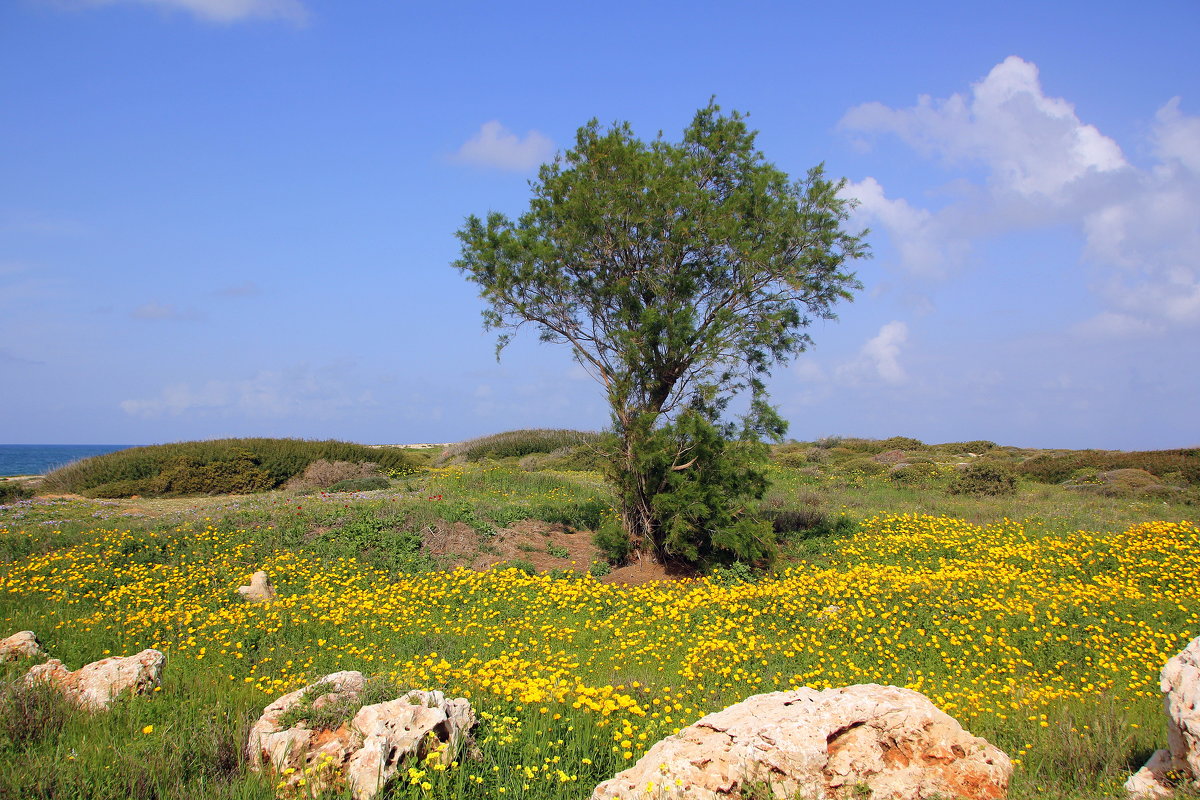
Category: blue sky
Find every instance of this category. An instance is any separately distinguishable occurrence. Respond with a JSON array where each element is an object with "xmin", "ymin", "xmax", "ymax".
[{"xmin": 2, "ymin": 0, "xmax": 1197, "ymax": 449}]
